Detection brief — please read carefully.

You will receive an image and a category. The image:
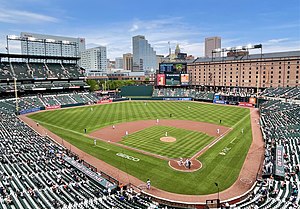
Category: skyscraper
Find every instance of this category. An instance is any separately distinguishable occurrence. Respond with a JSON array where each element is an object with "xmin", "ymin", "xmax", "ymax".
[
  {"xmin": 115, "ymin": 57, "xmax": 123, "ymax": 69},
  {"xmin": 123, "ymin": 53, "xmax": 133, "ymax": 71},
  {"xmin": 205, "ymin": 36, "xmax": 221, "ymax": 57},
  {"xmin": 80, "ymin": 46, "xmax": 107, "ymax": 72},
  {"xmin": 20, "ymin": 32, "xmax": 86, "ymax": 57},
  {"xmin": 132, "ymin": 35, "xmax": 157, "ymax": 73}
]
